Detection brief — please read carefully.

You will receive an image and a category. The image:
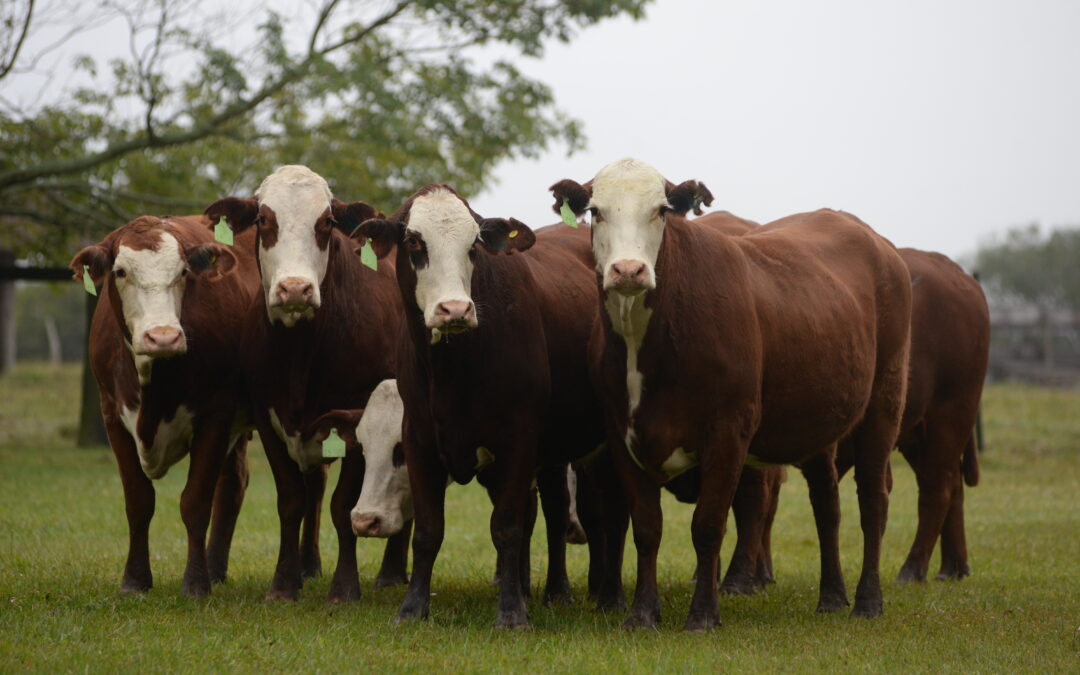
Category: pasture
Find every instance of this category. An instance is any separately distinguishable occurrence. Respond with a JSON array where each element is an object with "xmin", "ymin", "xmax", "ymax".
[{"xmin": 1, "ymin": 363, "xmax": 1077, "ymax": 672}]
